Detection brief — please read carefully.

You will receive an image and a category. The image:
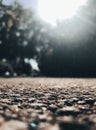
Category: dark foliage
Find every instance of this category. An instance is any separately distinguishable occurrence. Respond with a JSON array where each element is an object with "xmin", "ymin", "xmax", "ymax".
[{"xmin": 0, "ymin": 1, "xmax": 39, "ymax": 76}]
